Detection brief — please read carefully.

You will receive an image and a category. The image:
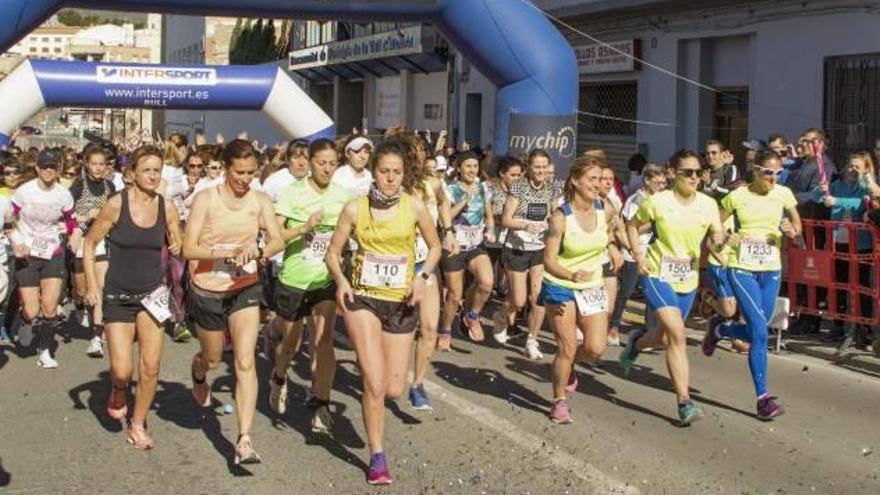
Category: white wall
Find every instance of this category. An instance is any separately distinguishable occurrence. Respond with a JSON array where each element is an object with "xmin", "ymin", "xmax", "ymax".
[
  {"xmin": 411, "ymin": 72, "xmax": 447, "ymax": 132},
  {"xmin": 455, "ymin": 55, "xmax": 496, "ymax": 149},
  {"xmin": 611, "ymin": 7, "xmax": 880, "ymax": 163}
]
